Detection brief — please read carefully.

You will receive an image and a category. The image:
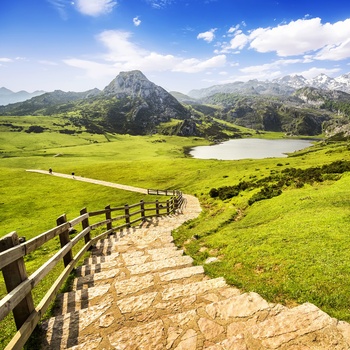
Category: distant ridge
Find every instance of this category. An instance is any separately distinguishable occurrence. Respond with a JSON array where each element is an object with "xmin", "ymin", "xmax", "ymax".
[
  {"xmin": 0, "ymin": 87, "xmax": 45, "ymax": 106},
  {"xmin": 188, "ymin": 72, "xmax": 350, "ymax": 99}
]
